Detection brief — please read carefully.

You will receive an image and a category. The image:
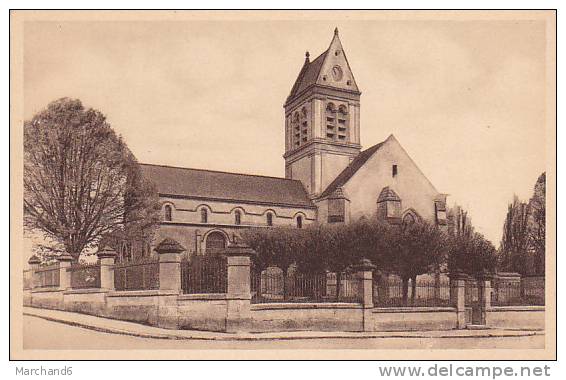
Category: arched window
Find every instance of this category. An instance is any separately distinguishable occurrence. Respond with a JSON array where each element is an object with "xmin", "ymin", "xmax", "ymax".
[
  {"xmin": 200, "ymin": 208, "xmax": 208, "ymax": 223},
  {"xmin": 292, "ymin": 112, "xmax": 301, "ymax": 148},
  {"xmin": 325, "ymin": 103, "xmax": 336, "ymax": 140},
  {"xmin": 164, "ymin": 205, "xmax": 172, "ymax": 221},
  {"xmin": 403, "ymin": 212, "xmax": 416, "ymax": 226},
  {"xmin": 266, "ymin": 212, "xmax": 273, "ymax": 226},
  {"xmin": 325, "ymin": 102, "xmax": 349, "ymax": 142},
  {"xmin": 336, "ymin": 105, "xmax": 349, "ymax": 141},
  {"xmin": 297, "ymin": 216, "xmax": 303, "ymax": 229},
  {"xmin": 205, "ymin": 231, "xmax": 226, "ymax": 253},
  {"xmin": 403, "ymin": 213, "xmax": 415, "ymax": 225},
  {"xmin": 291, "ymin": 108, "xmax": 309, "ymax": 148},
  {"xmin": 235, "ymin": 210, "xmax": 241, "ymax": 225}
]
